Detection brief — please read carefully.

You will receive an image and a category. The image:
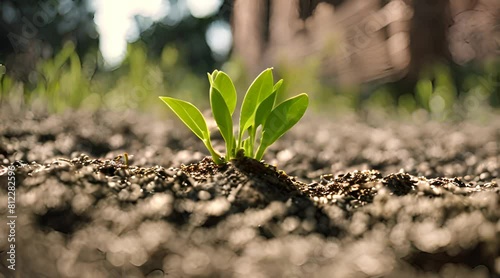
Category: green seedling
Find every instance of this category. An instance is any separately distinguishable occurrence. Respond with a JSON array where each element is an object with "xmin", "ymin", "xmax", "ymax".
[{"xmin": 160, "ymin": 68, "xmax": 309, "ymax": 165}]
